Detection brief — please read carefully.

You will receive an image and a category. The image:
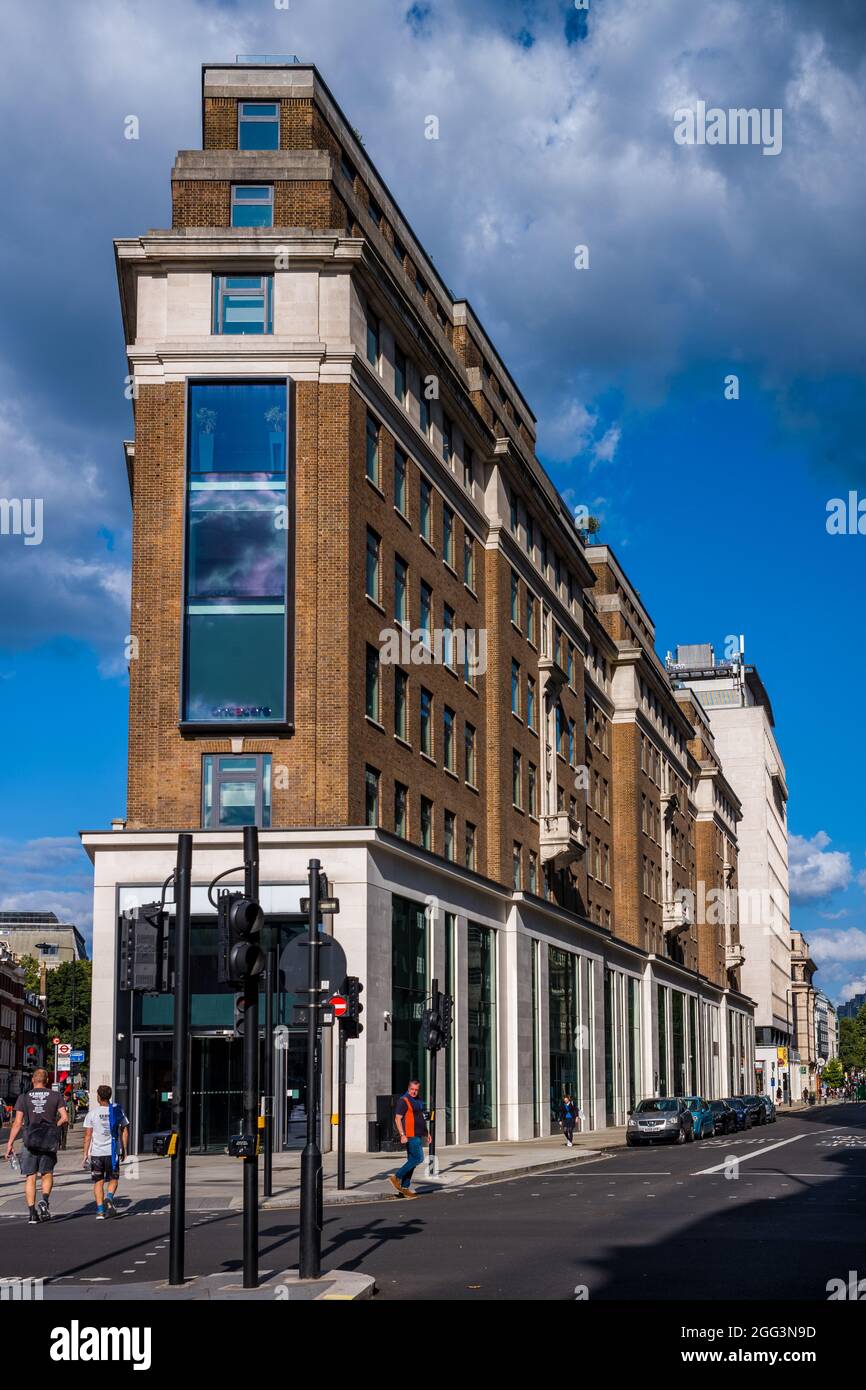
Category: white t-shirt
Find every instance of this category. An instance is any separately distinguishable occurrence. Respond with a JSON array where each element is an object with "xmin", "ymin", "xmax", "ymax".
[{"xmin": 84, "ymin": 1104, "xmax": 127, "ymax": 1157}]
